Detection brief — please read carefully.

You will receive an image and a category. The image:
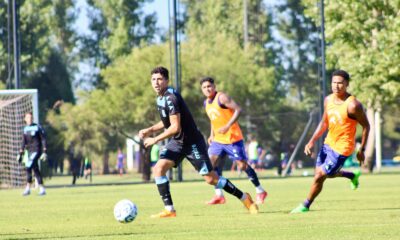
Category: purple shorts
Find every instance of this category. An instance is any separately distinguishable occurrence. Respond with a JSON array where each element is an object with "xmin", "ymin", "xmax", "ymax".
[
  {"xmin": 316, "ymin": 144, "xmax": 348, "ymax": 176},
  {"xmin": 208, "ymin": 140, "xmax": 247, "ymax": 161}
]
